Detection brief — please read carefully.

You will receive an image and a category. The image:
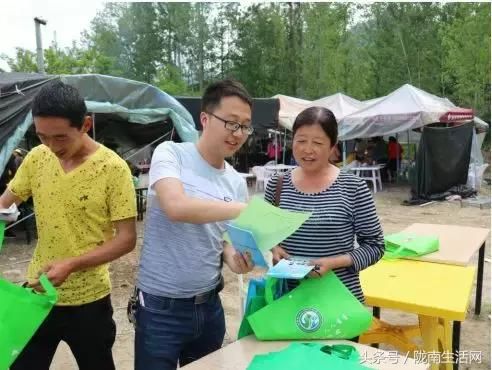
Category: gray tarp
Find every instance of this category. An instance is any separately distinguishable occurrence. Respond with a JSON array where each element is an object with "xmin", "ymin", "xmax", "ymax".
[{"xmin": 0, "ymin": 73, "xmax": 198, "ymax": 174}]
